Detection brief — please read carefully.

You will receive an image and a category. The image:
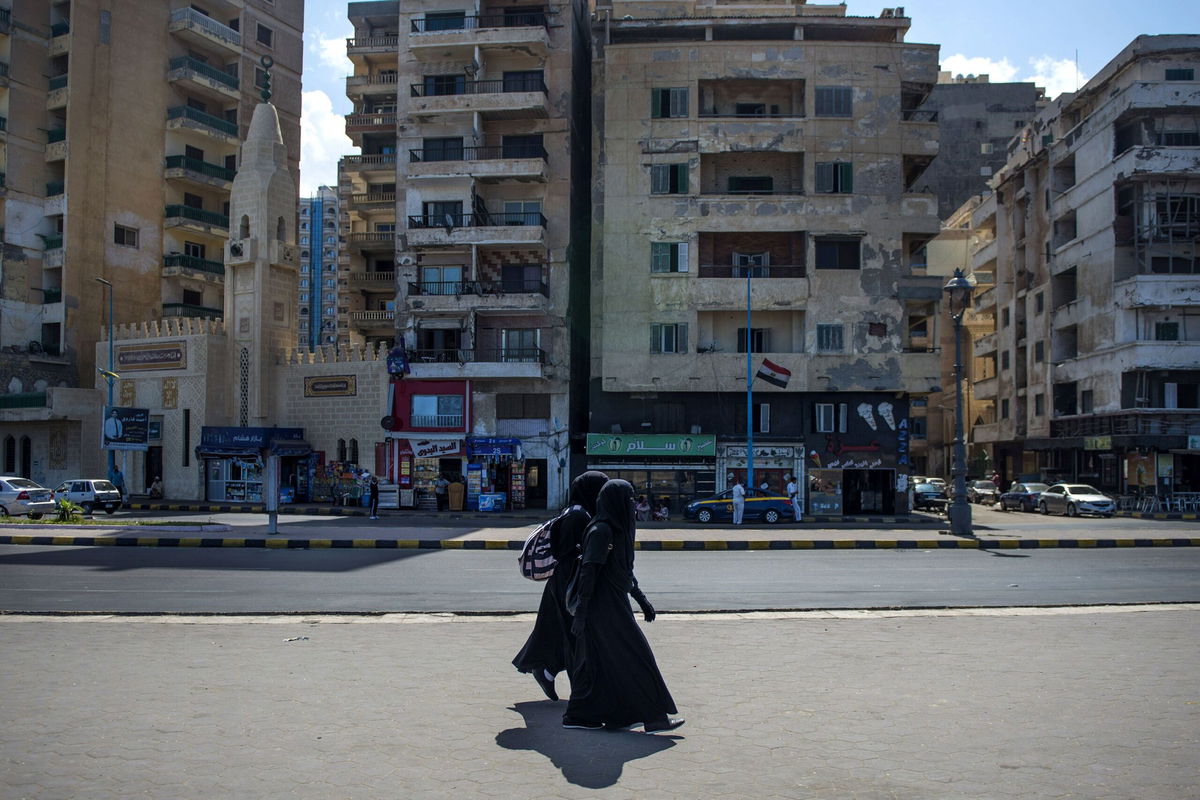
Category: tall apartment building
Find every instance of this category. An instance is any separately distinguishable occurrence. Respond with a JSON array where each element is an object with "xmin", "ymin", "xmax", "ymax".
[
  {"xmin": 587, "ymin": 1, "xmax": 943, "ymax": 515},
  {"xmin": 0, "ymin": 0, "xmax": 302, "ymax": 484},
  {"xmin": 298, "ymin": 185, "xmax": 340, "ymax": 349},
  {"xmin": 342, "ymin": 0, "xmax": 591, "ymax": 509},
  {"xmin": 962, "ymin": 35, "xmax": 1200, "ymax": 495}
]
